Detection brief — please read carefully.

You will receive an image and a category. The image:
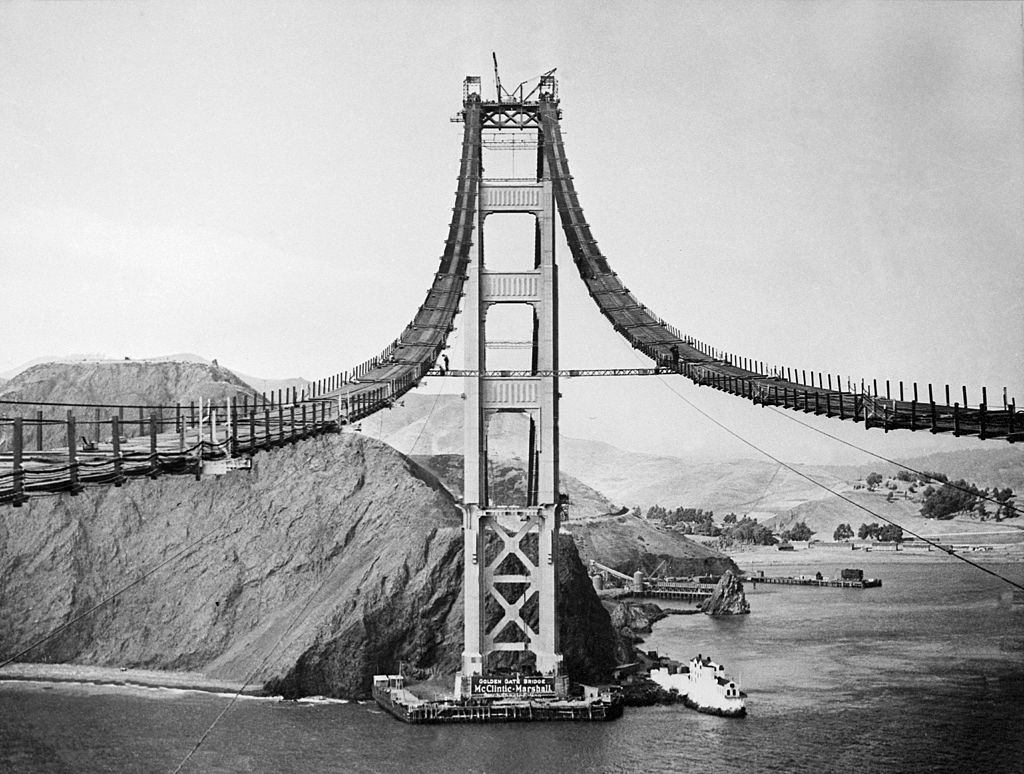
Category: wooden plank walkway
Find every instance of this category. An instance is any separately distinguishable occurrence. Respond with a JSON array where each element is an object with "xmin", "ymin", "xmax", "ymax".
[{"xmin": 0, "ymin": 399, "xmax": 347, "ymax": 506}]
